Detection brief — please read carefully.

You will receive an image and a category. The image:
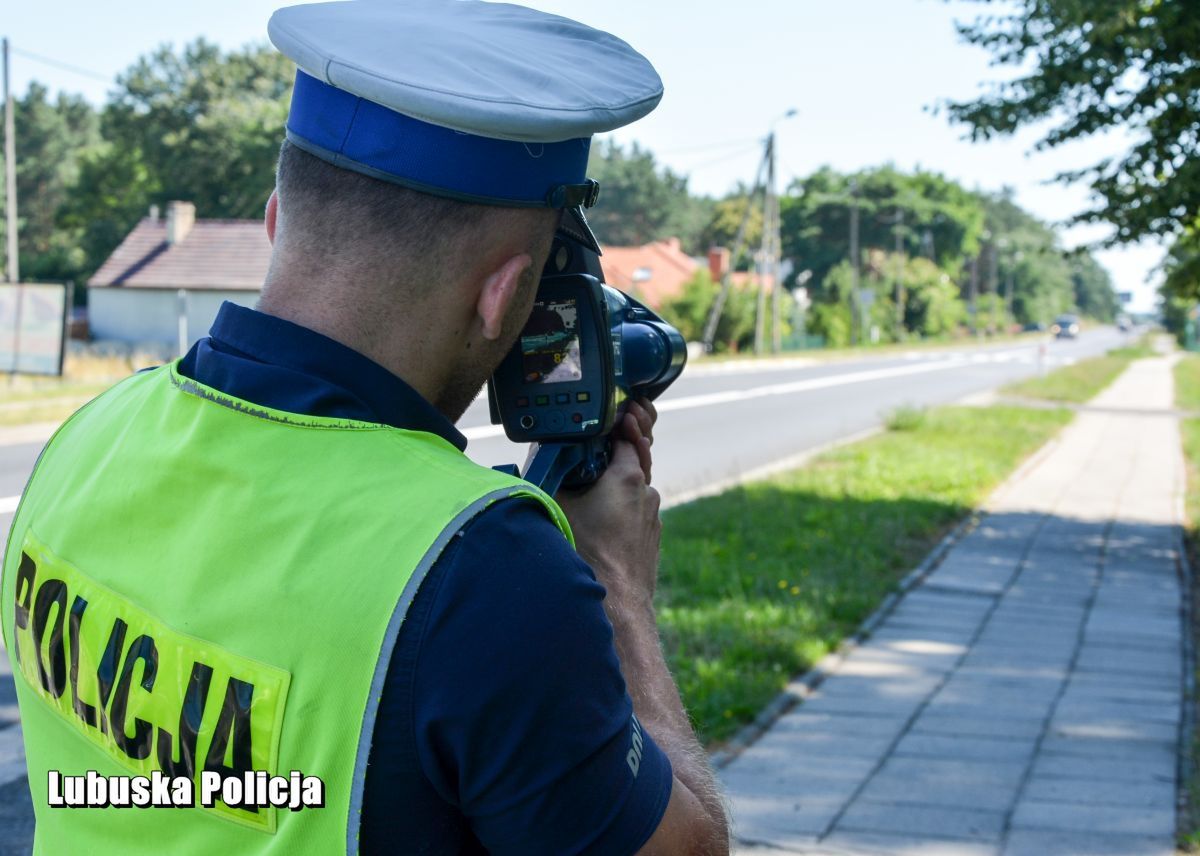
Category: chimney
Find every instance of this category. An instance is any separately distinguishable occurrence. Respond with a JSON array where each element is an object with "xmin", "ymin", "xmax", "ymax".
[
  {"xmin": 148, "ymin": 204, "xmax": 160, "ymax": 222},
  {"xmin": 165, "ymin": 201, "xmax": 196, "ymax": 246},
  {"xmin": 708, "ymin": 246, "xmax": 730, "ymax": 282},
  {"xmin": 665, "ymin": 237, "xmax": 681, "ymax": 253}
]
